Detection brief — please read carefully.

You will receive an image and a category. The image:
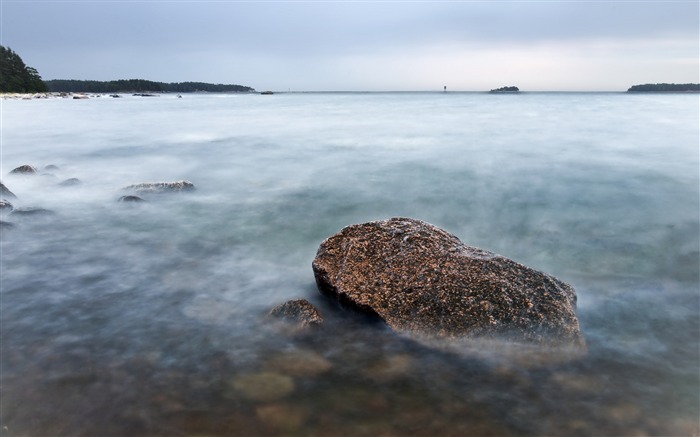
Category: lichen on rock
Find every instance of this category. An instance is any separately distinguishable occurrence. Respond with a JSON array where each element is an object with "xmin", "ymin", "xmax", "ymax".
[
  {"xmin": 312, "ymin": 218, "xmax": 586, "ymax": 355},
  {"xmin": 268, "ymin": 299, "xmax": 323, "ymax": 329}
]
